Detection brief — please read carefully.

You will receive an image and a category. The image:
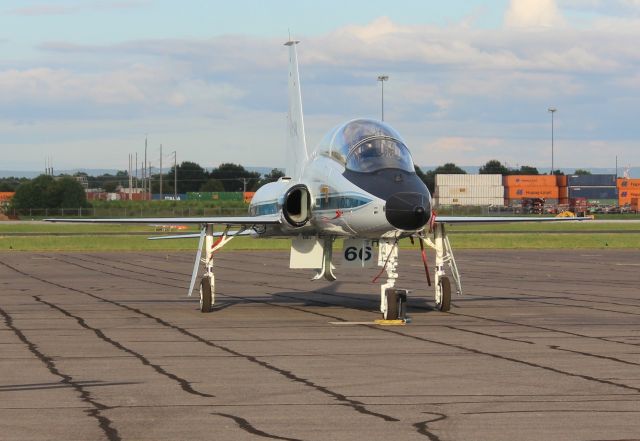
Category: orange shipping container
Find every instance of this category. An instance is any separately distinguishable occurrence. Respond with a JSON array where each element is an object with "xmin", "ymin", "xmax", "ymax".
[
  {"xmin": 619, "ymin": 189, "xmax": 640, "ymax": 205},
  {"xmin": 503, "ymin": 175, "xmax": 557, "ymax": 187},
  {"xmin": 504, "ymin": 186, "xmax": 559, "ymax": 199},
  {"xmin": 617, "ymin": 178, "xmax": 640, "ymax": 189},
  {"xmin": 0, "ymin": 192, "xmax": 15, "ymax": 202},
  {"xmin": 559, "ymin": 187, "xmax": 568, "ymax": 198},
  {"xmin": 243, "ymin": 192, "xmax": 256, "ymax": 203},
  {"xmin": 556, "ymin": 175, "xmax": 568, "ymax": 187}
]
